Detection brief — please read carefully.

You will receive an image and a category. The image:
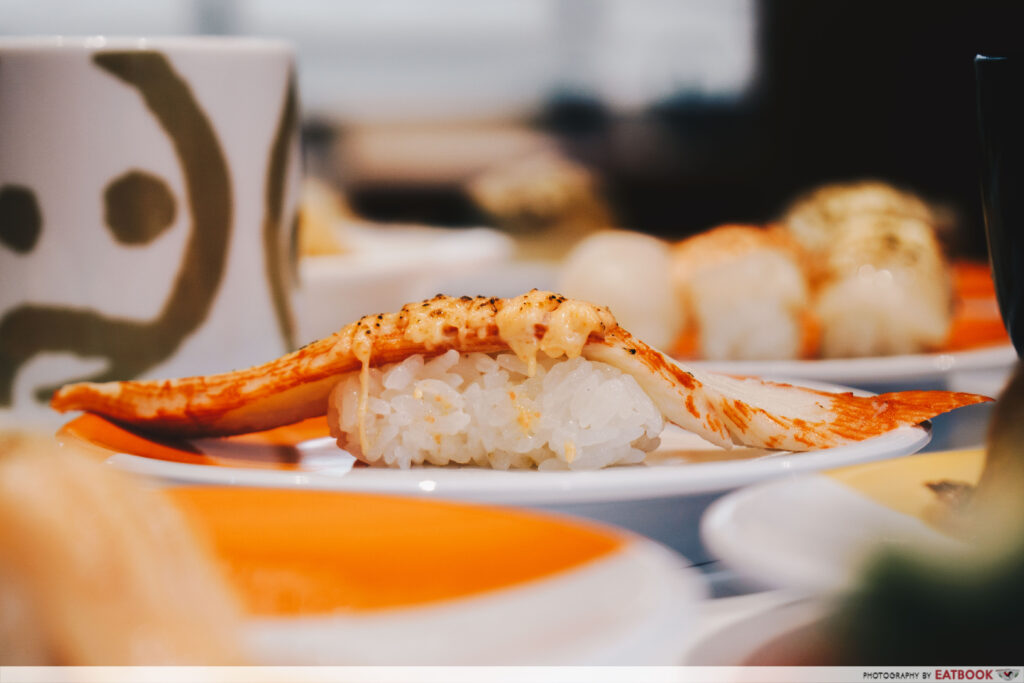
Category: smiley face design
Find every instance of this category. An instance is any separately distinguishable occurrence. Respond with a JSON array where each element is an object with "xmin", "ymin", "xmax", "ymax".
[{"xmin": 0, "ymin": 50, "xmax": 298, "ymax": 407}]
